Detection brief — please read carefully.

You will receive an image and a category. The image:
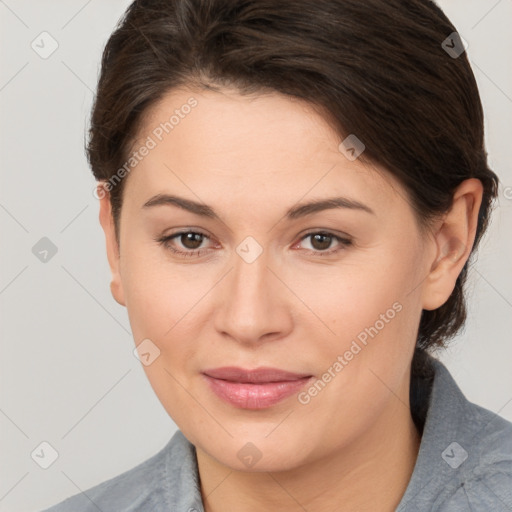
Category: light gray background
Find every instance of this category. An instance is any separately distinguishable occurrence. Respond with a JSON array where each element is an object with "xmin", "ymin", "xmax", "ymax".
[{"xmin": 0, "ymin": 1, "xmax": 511, "ymax": 511}]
